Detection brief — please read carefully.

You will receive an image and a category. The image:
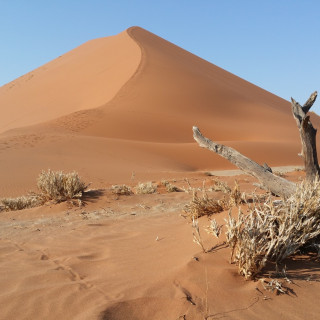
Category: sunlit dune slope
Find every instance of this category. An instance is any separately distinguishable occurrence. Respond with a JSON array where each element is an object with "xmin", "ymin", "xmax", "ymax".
[
  {"xmin": 77, "ymin": 27, "xmax": 301, "ymax": 143},
  {"xmin": 0, "ymin": 26, "xmax": 317, "ymax": 195},
  {"xmin": 0, "ymin": 29, "xmax": 141, "ymax": 133}
]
